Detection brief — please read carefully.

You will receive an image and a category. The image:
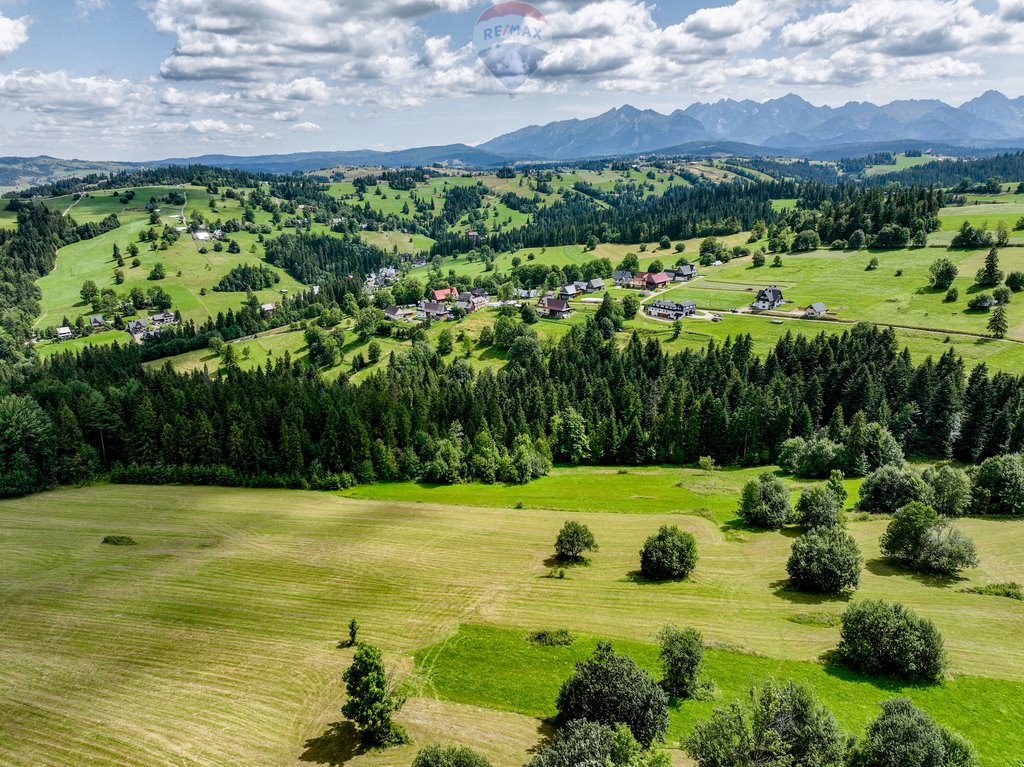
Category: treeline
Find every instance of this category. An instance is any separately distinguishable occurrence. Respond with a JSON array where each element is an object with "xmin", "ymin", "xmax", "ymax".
[
  {"xmin": 0, "ymin": 205, "xmax": 120, "ymax": 362},
  {"xmin": 431, "ymin": 180, "xmax": 796, "ymax": 256},
  {"xmin": 3, "ymin": 319, "xmax": 1023, "ymax": 500},
  {"xmin": 213, "ymin": 264, "xmax": 281, "ymax": 292},
  {"xmin": 780, "ymin": 185, "xmax": 944, "ymax": 248},
  {"xmin": 8, "ymin": 165, "xmax": 275, "ymax": 199},
  {"xmin": 263, "ymin": 233, "xmax": 389, "ymax": 285},
  {"xmin": 867, "ymin": 151, "xmax": 1024, "ymax": 188},
  {"xmin": 731, "ymin": 158, "xmax": 843, "ymax": 184}
]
